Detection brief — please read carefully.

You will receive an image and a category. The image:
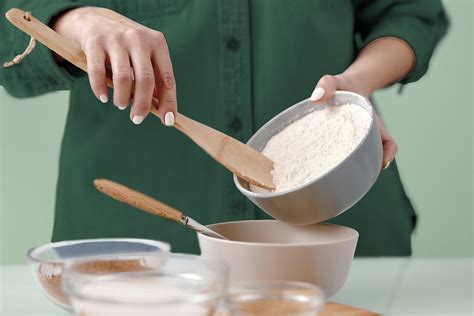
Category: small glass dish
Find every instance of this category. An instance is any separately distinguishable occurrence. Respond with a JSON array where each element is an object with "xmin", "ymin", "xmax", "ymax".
[
  {"xmin": 63, "ymin": 253, "xmax": 228, "ymax": 316},
  {"xmin": 227, "ymin": 281, "xmax": 325, "ymax": 316},
  {"xmin": 27, "ymin": 238, "xmax": 171, "ymax": 310}
]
